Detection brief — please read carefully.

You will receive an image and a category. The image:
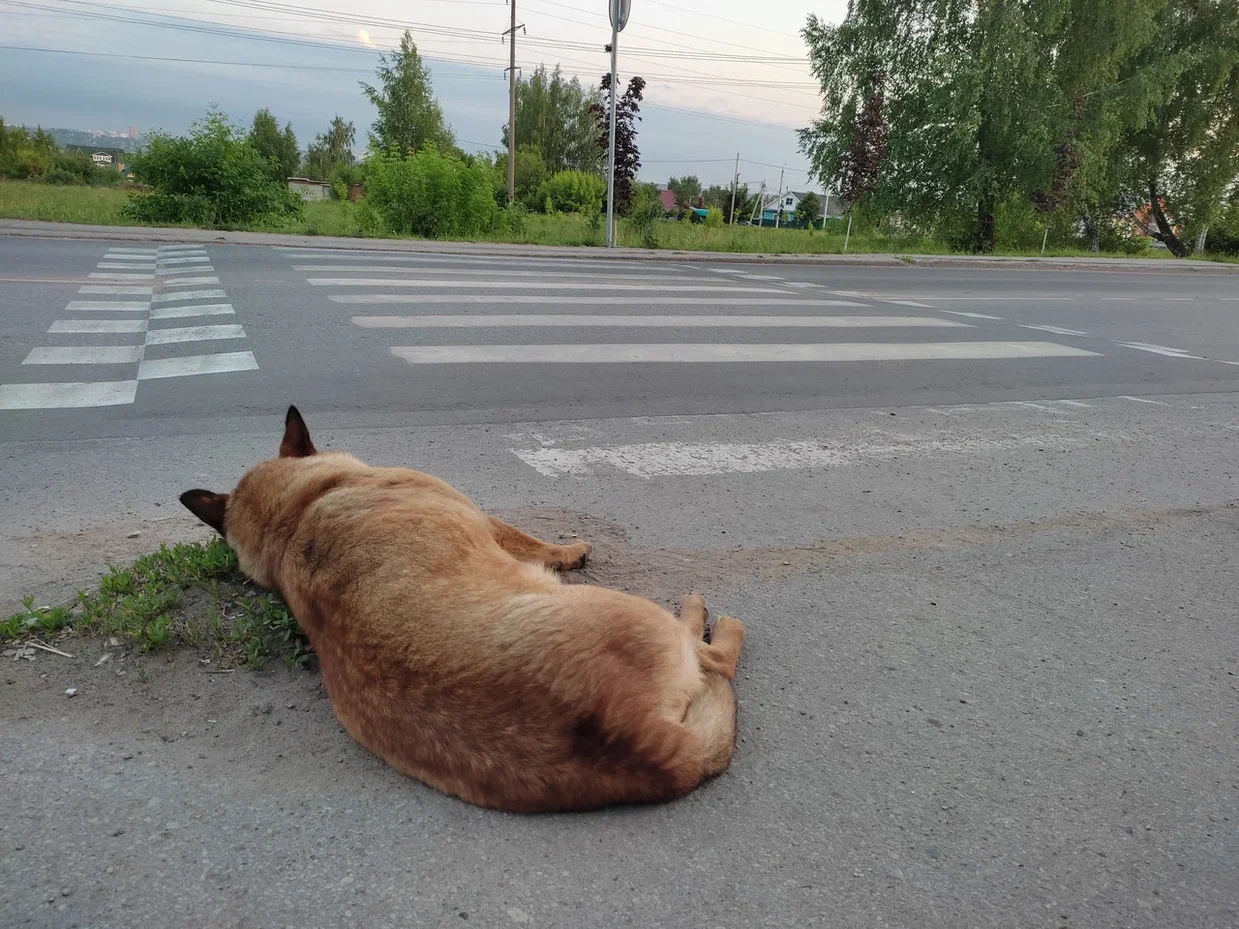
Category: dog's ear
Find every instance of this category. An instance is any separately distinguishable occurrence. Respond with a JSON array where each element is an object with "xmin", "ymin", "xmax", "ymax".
[
  {"xmin": 279, "ymin": 405, "xmax": 317, "ymax": 458},
  {"xmin": 180, "ymin": 489, "xmax": 229, "ymax": 535}
]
